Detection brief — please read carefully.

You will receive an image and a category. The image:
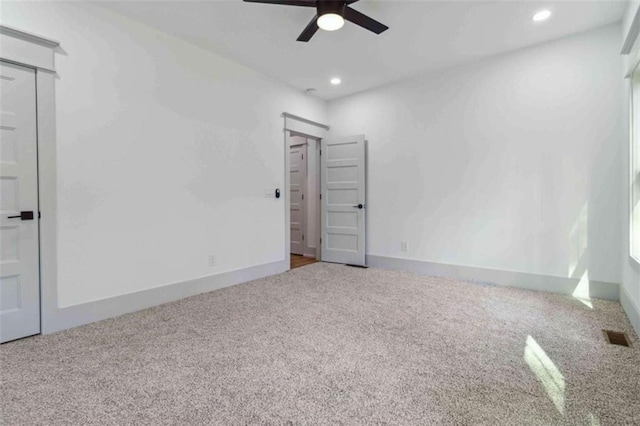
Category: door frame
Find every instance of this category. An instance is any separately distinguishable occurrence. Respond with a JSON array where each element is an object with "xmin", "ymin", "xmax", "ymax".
[
  {"xmin": 1, "ymin": 25, "xmax": 59, "ymax": 335},
  {"xmin": 282, "ymin": 113, "xmax": 329, "ymax": 271}
]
